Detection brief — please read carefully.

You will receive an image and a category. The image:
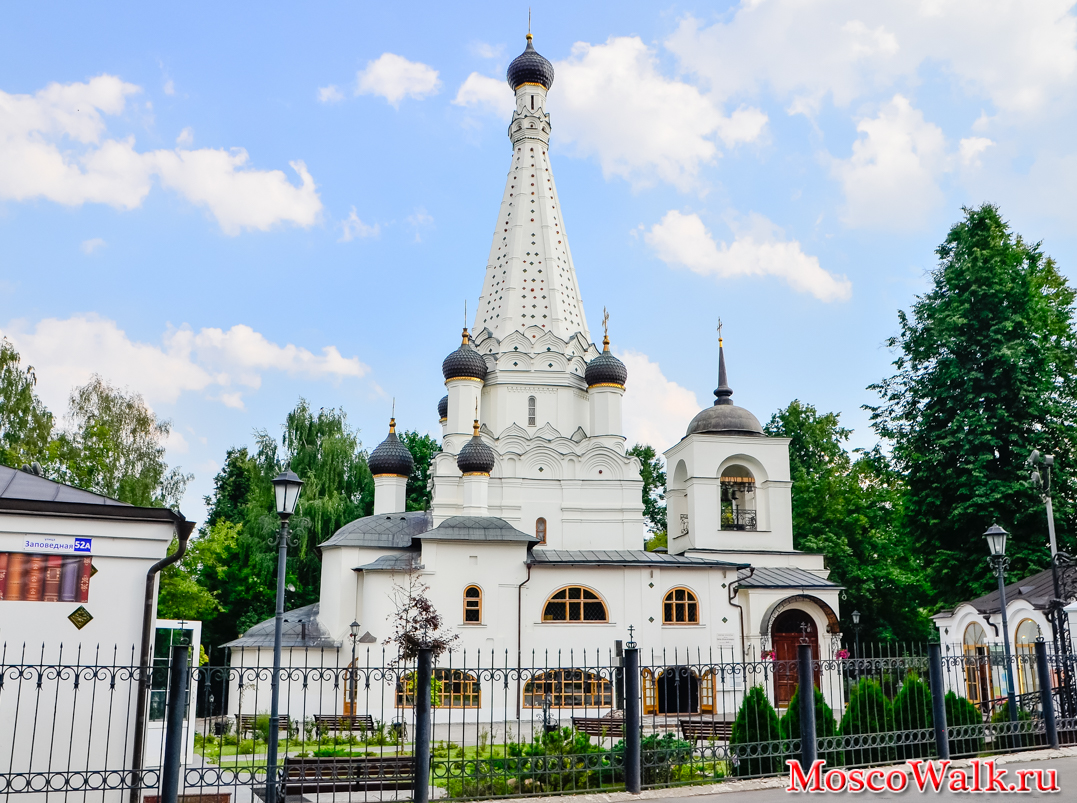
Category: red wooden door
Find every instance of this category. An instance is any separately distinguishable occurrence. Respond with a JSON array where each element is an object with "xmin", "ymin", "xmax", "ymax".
[{"xmin": 771, "ymin": 610, "xmax": 820, "ymax": 708}]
